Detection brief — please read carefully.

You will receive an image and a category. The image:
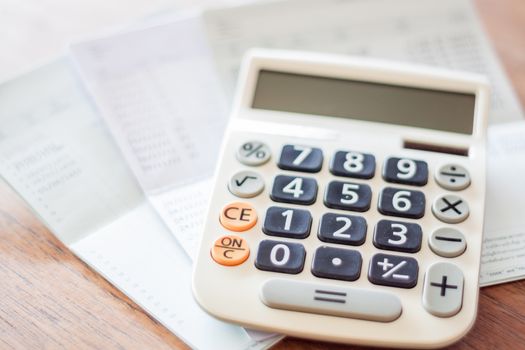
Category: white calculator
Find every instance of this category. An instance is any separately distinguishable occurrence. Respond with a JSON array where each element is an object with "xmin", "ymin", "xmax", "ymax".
[{"xmin": 193, "ymin": 49, "xmax": 489, "ymax": 348}]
